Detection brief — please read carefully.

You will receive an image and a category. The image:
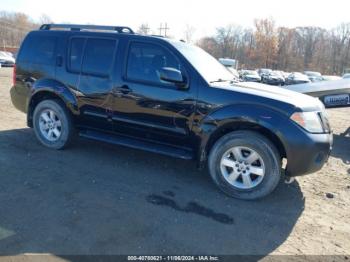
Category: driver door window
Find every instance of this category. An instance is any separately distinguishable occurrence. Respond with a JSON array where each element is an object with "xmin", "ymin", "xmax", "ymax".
[{"xmin": 126, "ymin": 42, "xmax": 182, "ymax": 86}]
